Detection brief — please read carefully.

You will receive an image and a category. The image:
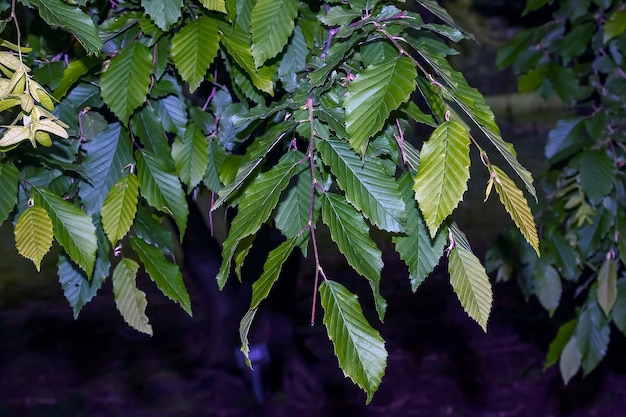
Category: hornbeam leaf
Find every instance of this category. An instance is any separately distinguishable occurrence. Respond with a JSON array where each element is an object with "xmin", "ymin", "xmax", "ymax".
[
  {"xmin": 545, "ymin": 319, "xmax": 577, "ymax": 370},
  {"xmin": 112, "ymin": 258, "xmax": 153, "ymax": 335},
  {"xmin": 58, "ymin": 254, "xmax": 105, "ymax": 318},
  {"xmin": 200, "ymin": 0, "xmax": 227, "ymax": 13},
  {"xmin": 448, "ymin": 246, "xmax": 492, "ymax": 331},
  {"xmin": 101, "ymin": 174, "xmax": 139, "ymax": 245},
  {"xmin": 576, "ymin": 300, "xmax": 610, "ymax": 376},
  {"xmin": 250, "ymin": 236, "xmax": 299, "ymax": 309},
  {"xmin": 78, "ymin": 123, "xmax": 133, "ymax": 216},
  {"xmin": 344, "ymin": 57, "xmax": 417, "ymax": 154},
  {"xmin": 319, "ymin": 280, "xmax": 387, "ymax": 404},
  {"xmin": 413, "ymin": 120, "xmax": 470, "ymax": 238},
  {"xmin": 141, "ymin": 0, "xmax": 182, "ymax": 31},
  {"xmin": 415, "ymin": 0, "xmax": 474, "ymax": 39},
  {"xmin": 216, "ymin": 152, "xmax": 305, "ymax": 289},
  {"xmin": 101, "ymin": 42, "xmax": 152, "ymax": 123},
  {"xmin": 251, "ymin": 0, "xmax": 299, "ymax": 67},
  {"xmin": 14, "ymin": 206, "xmax": 53, "ymax": 271},
  {"xmin": 239, "ymin": 308, "xmax": 258, "ymax": 365},
  {"xmin": 534, "ymin": 263, "xmax": 561, "ymax": 316},
  {"xmin": 28, "ymin": 0, "xmax": 102, "ymax": 55},
  {"xmin": 317, "ymin": 137, "xmax": 406, "ymax": 233},
  {"xmin": 0, "ymin": 162, "xmax": 19, "ymax": 224},
  {"xmin": 393, "ymin": 173, "xmax": 446, "ymax": 291},
  {"xmin": 321, "ymin": 193, "xmax": 386, "ymax": 321},
  {"xmin": 136, "ymin": 150, "xmax": 188, "ymax": 237},
  {"xmin": 492, "ymin": 165, "xmax": 540, "ymax": 256},
  {"xmin": 171, "ymin": 122, "xmax": 209, "ymax": 190},
  {"xmin": 560, "ymin": 336, "xmax": 582, "ymax": 384},
  {"xmin": 597, "ymin": 257, "xmax": 617, "ymax": 317},
  {"xmin": 32, "ymin": 187, "xmax": 97, "ymax": 276},
  {"xmin": 172, "ymin": 17, "xmax": 219, "ymax": 93},
  {"xmin": 131, "ymin": 236, "xmax": 191, "ymax": 315},
  {"xmin": 218, "ymin": 22, "xmax": 274, "ymax": 95}
]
